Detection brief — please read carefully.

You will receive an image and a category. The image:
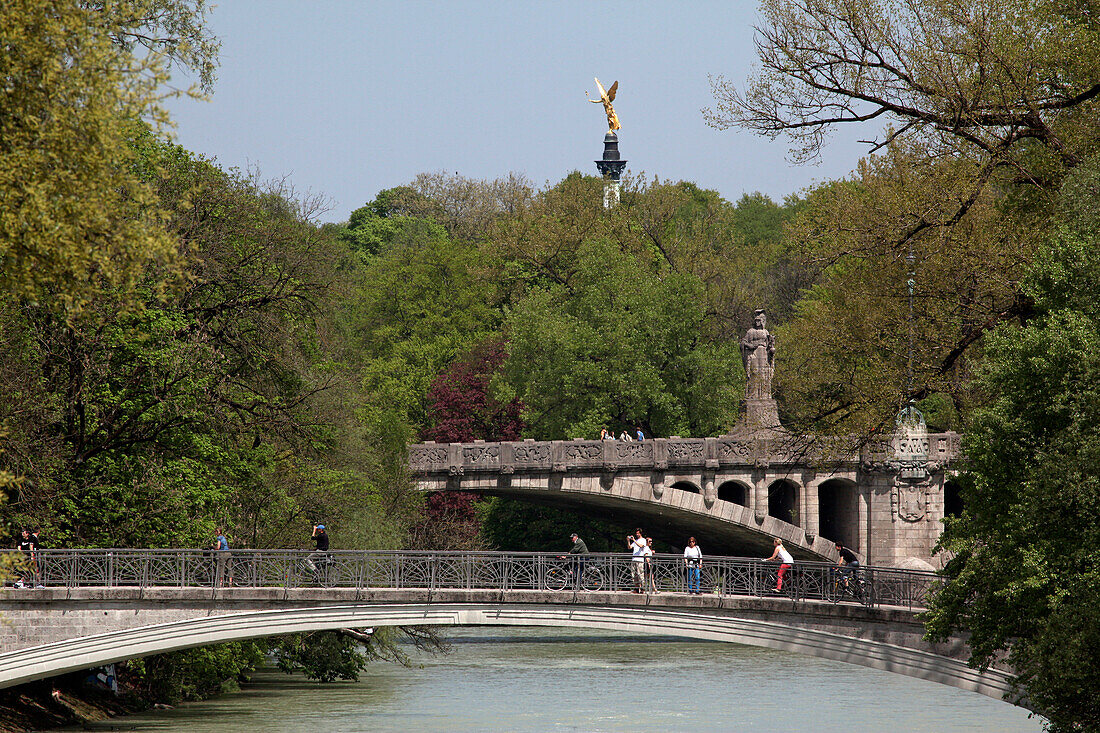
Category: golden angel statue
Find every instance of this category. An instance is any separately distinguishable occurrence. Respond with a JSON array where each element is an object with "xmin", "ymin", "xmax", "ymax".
[{"xmin": 587, "ymin": 77, "xmax": 621, "ymax": 132}]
